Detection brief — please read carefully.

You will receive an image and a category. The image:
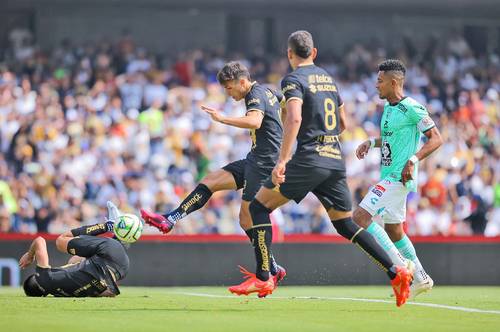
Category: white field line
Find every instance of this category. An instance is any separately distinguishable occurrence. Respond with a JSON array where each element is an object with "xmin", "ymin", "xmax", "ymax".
[{"xmin": 173, "ymin": 291, "xmax": 500, "ymax": 315}]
